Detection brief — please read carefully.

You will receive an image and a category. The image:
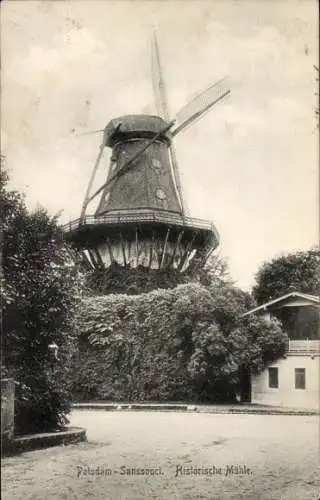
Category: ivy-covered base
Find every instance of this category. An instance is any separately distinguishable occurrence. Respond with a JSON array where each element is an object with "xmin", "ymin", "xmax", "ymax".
[
  {"xmin": 71, "ymin": 283, "xmax": 288, "ymax": 403},
  {"xmin": 86, "ymin": 263, "xmax": 192, "ymax": 295}
]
